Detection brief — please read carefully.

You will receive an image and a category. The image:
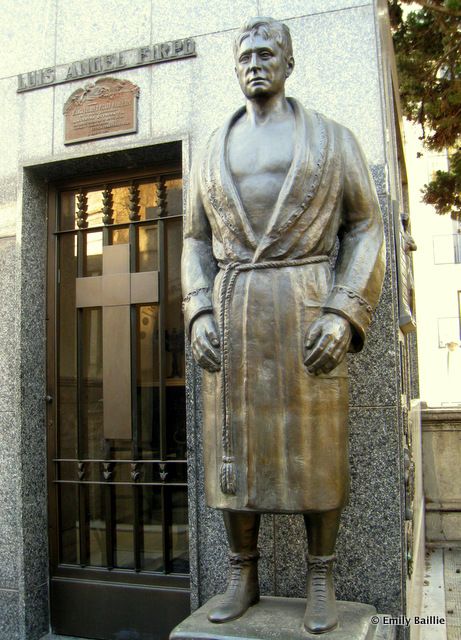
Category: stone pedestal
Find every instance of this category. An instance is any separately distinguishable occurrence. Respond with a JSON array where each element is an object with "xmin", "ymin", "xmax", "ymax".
[{"xmin": 170, "ymin": 596, "xmax": 396, "ymax": 640}]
